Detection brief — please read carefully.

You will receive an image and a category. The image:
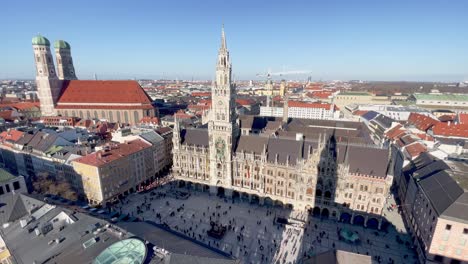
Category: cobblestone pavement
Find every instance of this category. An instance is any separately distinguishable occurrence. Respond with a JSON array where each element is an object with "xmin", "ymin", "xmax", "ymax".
[{"xmin": 115, "ymin": 184, "xmax": 418, "ymax": 264}]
